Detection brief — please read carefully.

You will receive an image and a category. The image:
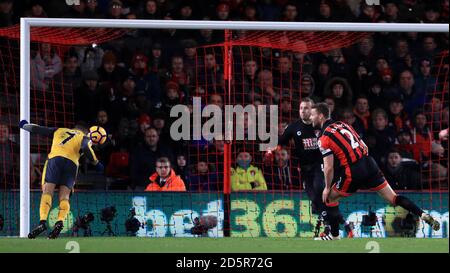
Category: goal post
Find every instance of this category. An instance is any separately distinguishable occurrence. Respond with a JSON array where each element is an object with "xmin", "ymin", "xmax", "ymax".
[{"xmin": 19, "ymin": 18, "xmax": 448, "ymax": 238}]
